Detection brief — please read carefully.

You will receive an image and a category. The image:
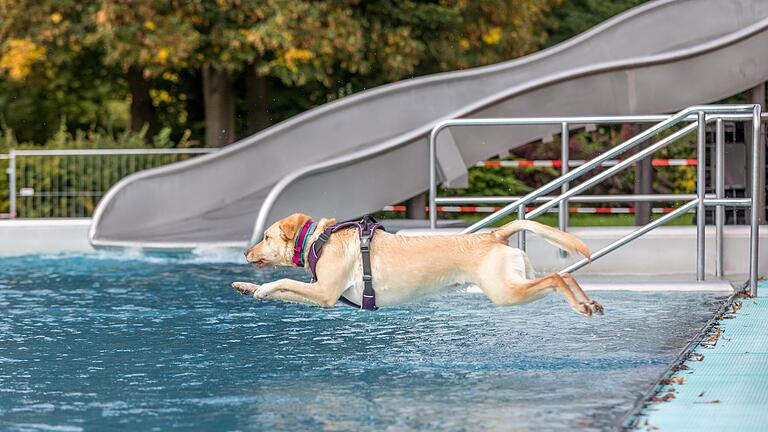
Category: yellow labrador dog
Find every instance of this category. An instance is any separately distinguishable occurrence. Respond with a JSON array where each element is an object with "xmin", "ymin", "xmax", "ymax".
[{"xmin": 233, "ymin": 213, "xmax": 603, "ymax": 317}]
